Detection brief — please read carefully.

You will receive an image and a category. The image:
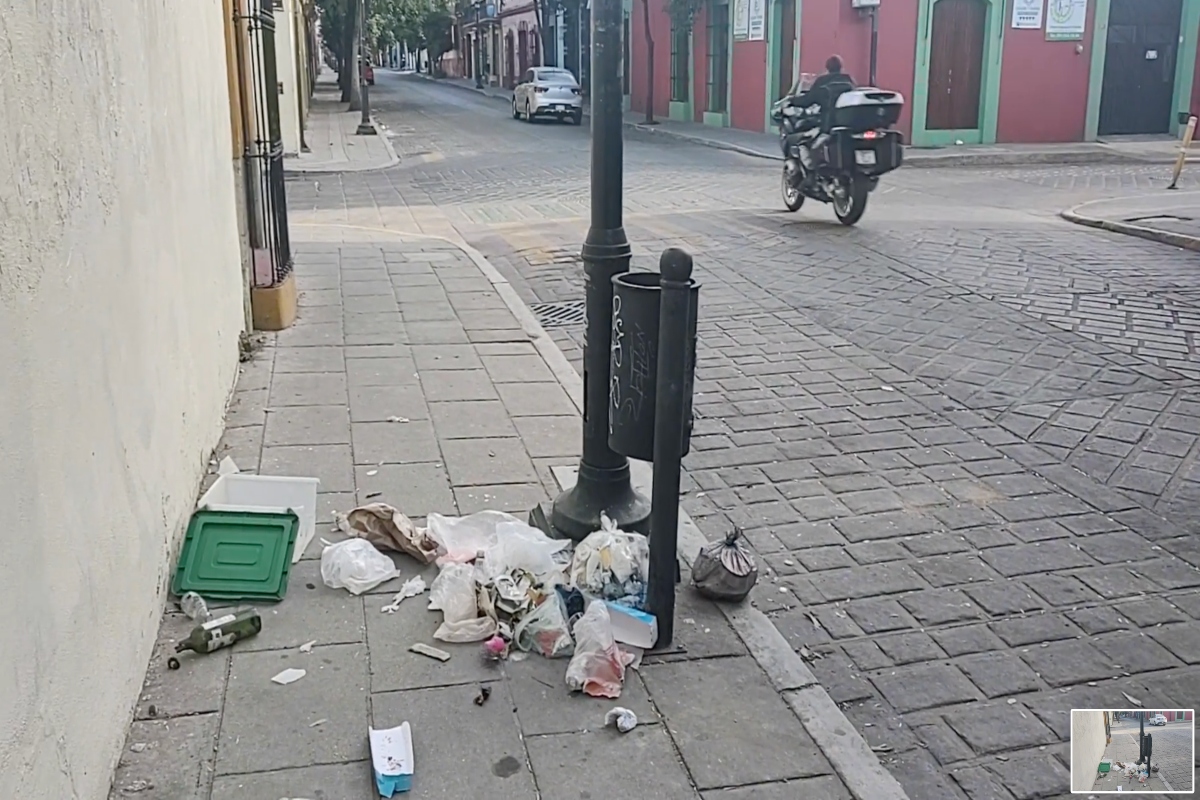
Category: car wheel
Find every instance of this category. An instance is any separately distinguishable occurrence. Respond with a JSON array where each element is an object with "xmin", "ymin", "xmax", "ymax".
[
  {"xmin": 525, "ymin": 100, "xmax": 533, "ymax": 122},
  {"xmin": 570, "ymin": 112, "xmax": 583, "ymax": 126},
  {"xmin": 512, "ymin": 98, "xmax": 520, "ymax": 119}
]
